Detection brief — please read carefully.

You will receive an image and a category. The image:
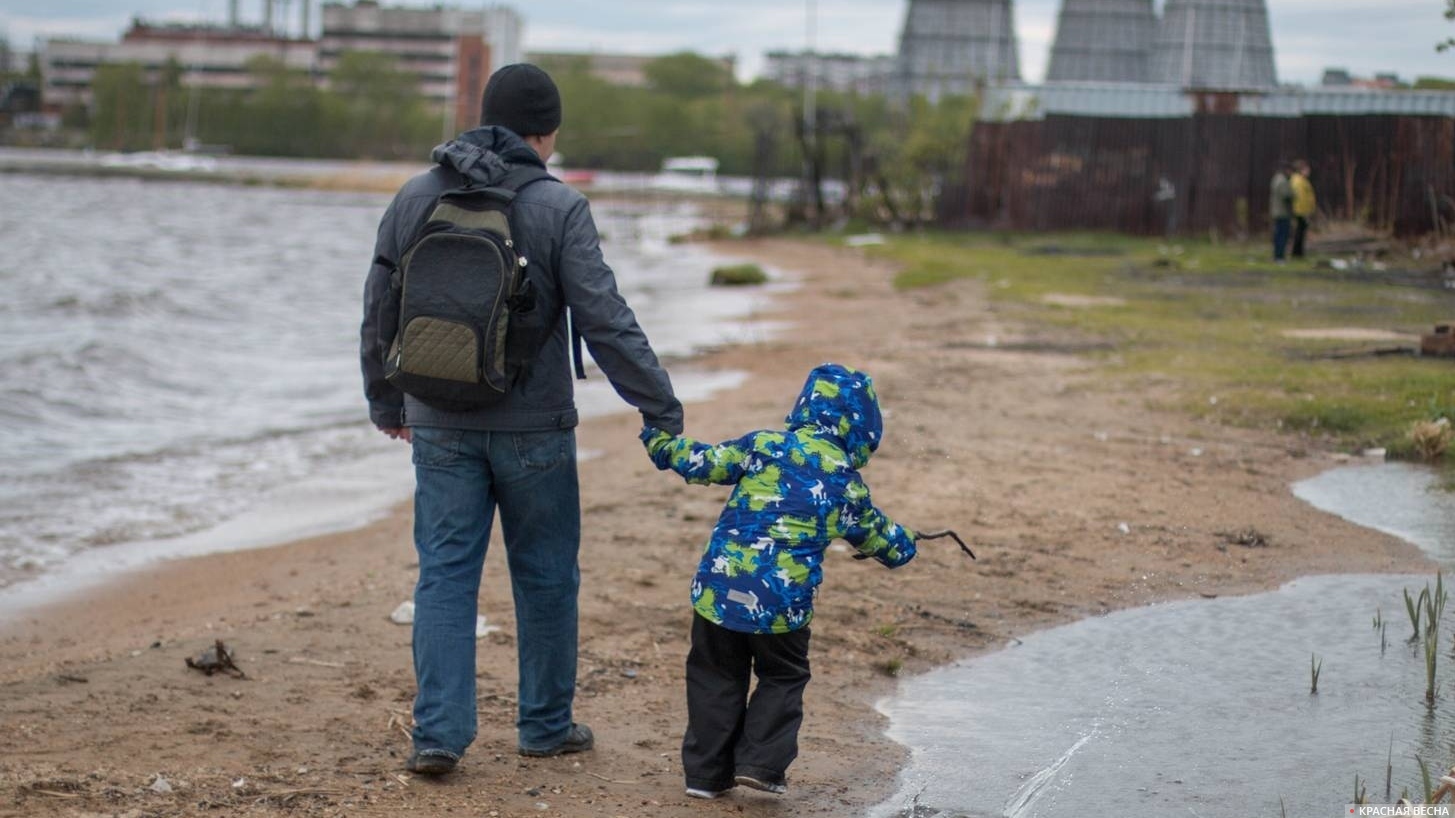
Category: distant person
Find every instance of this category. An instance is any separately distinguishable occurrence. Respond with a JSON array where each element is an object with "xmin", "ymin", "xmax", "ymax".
[
  {"xmin": 1291, "ymin": 159, "xmax": 1317, "ymax": 259},
  {"xmin": 1153, "ymin": 175, "xmax": 1178, "ymax": 237},
  {"xmin": 360, "ymin": 63, "xmax": 683, "ymax": 774},
  {"xmin": 641, "ymin": 364, "xmax": 938, "ymax": 800},
  {"xmin": 1269, "ymin": 161, "xmax": 1295, "ymax": 263}
]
